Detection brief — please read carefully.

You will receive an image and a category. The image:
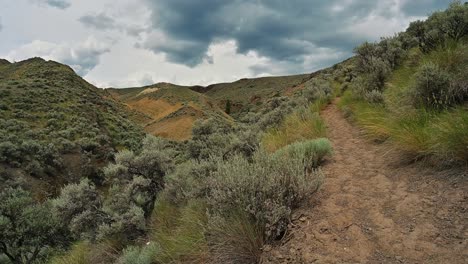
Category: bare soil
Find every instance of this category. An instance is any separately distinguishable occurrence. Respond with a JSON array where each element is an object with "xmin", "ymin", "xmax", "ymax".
[{"xmin": 262, "ymin": 99, "xmax": 468, "ymax": 264}]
